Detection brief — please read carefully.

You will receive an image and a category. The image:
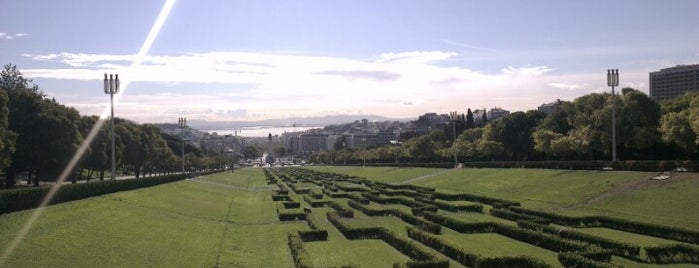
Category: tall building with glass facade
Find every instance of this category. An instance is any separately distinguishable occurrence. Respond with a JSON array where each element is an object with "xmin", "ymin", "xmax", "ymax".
[{"xmin": 649, "ymin": 64, "xmax": 699, "ymax": 101}]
